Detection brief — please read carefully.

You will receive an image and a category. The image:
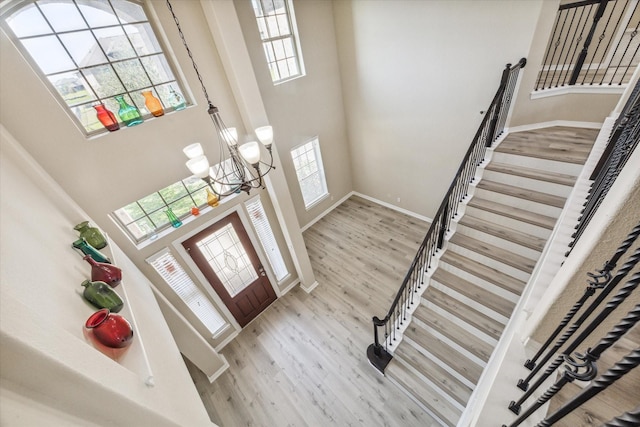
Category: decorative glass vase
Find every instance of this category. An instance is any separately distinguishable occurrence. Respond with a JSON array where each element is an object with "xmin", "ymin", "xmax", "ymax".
[
  {"xmin": 142, "ymin": 90, "xmax": 164, "ymax": 117},
  {"xmin": 94, "ymin": 104, "xmax": 119, "ymax": 131},
  {"xmin": 115, "ymin": 95, "xmax": 143, "ymax": 127},
  {"xmin": 169, "ymin": 85, "xmax": 186, "ymax": 110},
  {"xmin": 81, "ymin": 280, "xmax": 124, "ymax": 313},
  {"xmin": 73, "ymin": 238, "xmax": 111, "ymax": 264},
  {"xmin": 74, "ymin": 221, "xmax": 107, "ymax": 249},
  {"xmin": 83, "ymin": 255, "xmax": 121, "ymax": 287},
  {"xmin": 85, "ymin": 309, "xmax": 133, "ymax": 348},
  {"xmin": 206, "ymin": 188, "xmax": 219, "ymax": 207},
  {"xmin": 191, "ymin": 206, "xmax": 200, "ymax": 216},
  {"xmin": 164, "ymin": 207, "xmax": 182, "ymax": 228}
]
